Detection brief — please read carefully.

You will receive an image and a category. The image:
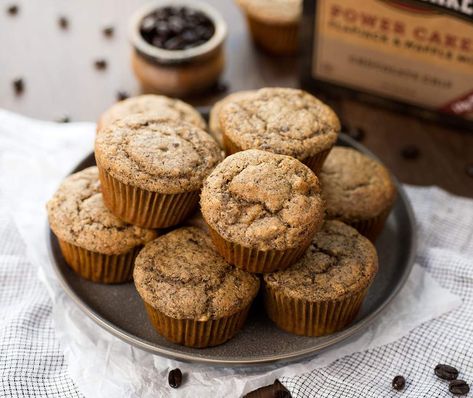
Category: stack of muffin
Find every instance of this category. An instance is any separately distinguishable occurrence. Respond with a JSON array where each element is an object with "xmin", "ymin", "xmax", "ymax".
[{"xmin": 47, "ymin": 88, "xmax": 396, "ymax": 348}]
